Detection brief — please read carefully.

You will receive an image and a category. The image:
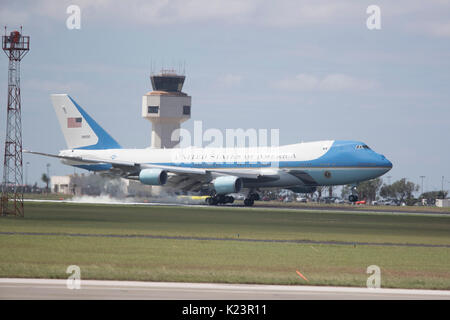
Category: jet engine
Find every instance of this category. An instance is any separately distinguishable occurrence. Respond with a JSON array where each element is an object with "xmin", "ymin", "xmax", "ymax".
[
  {"xmin": 139, "ymin": 168, "xmax": 168, "ymax": 185},
  {"xmin": 213, "ymin": 176, "xmax": 243, "ymax": 195}
]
